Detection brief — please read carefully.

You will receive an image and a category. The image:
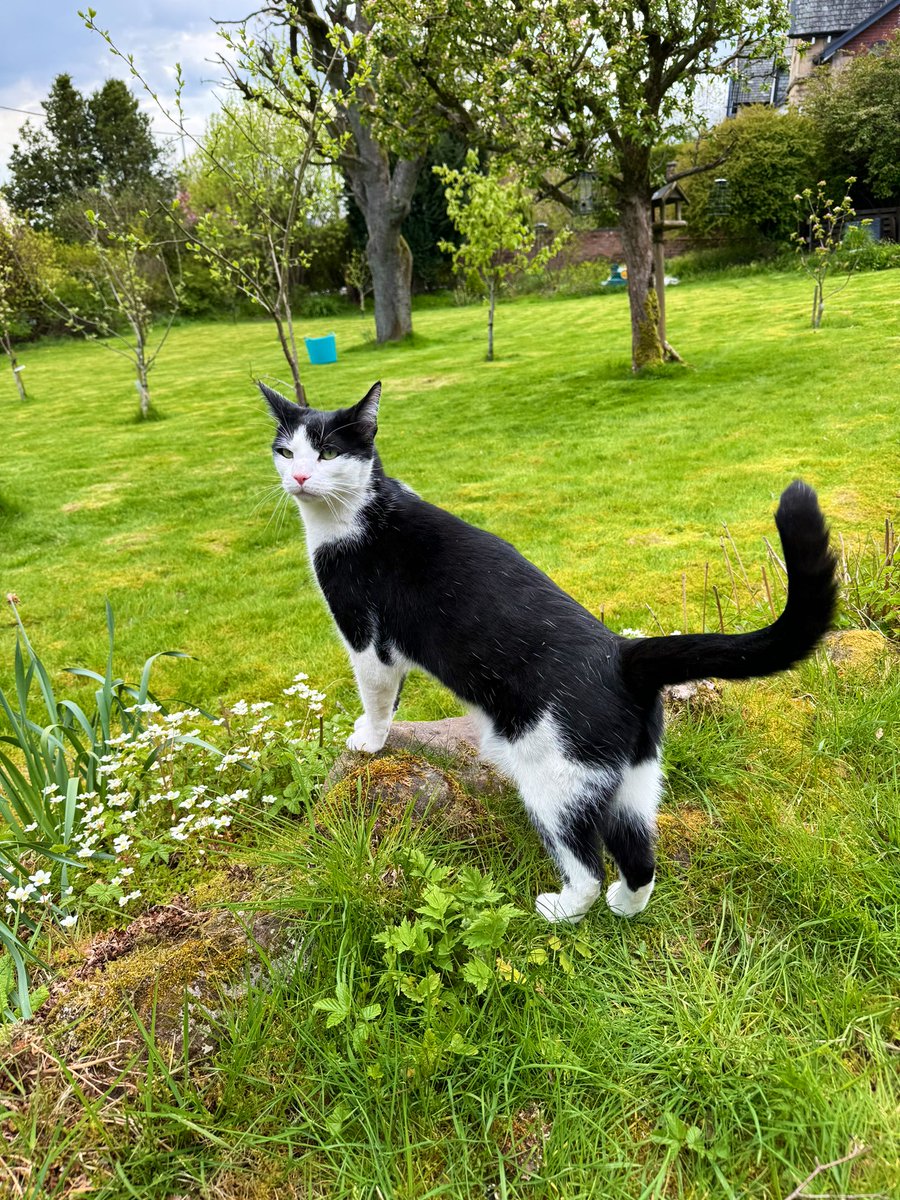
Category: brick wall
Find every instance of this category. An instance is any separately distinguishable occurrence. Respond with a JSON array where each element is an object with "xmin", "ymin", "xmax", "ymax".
[
  {"xmin": 551, "ymin": 228, "xmax": 709, "ymax": 267},
  {"xmin": 844, "ymin": 7, "xmax": 900, "ymax": 53}
]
